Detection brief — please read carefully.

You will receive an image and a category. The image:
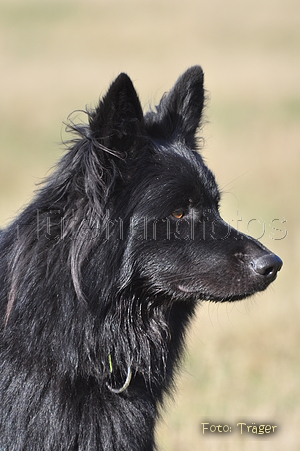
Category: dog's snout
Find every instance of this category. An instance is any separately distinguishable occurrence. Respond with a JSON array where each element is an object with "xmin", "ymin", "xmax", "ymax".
[{"xmin": 252, "ymin": 254, "xmax": 283, "ymax": 278}]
